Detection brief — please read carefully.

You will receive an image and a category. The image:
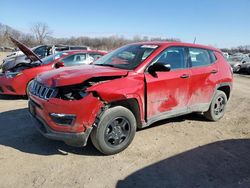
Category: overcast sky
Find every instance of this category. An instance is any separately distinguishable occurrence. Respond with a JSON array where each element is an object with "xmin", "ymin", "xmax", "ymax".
[{"xmin": 1, "ymin": 0, "xmax": 250, "ymax": 48}]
